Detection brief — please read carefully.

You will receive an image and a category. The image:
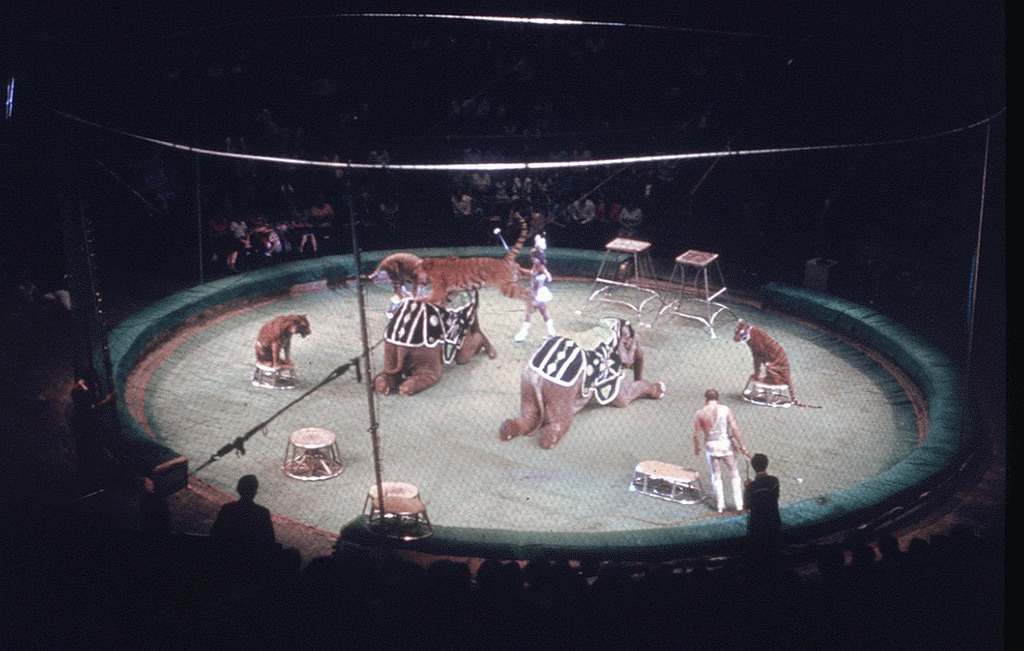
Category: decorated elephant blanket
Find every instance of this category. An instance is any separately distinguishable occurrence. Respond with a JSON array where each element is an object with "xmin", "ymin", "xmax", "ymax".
[
  {"xmin": 528, "ymin": 332, "xmax": 625, "ymax": 405},
  {"xmin": 384, "ymin": 291, "xmax": 480, "ymax": 364}
]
